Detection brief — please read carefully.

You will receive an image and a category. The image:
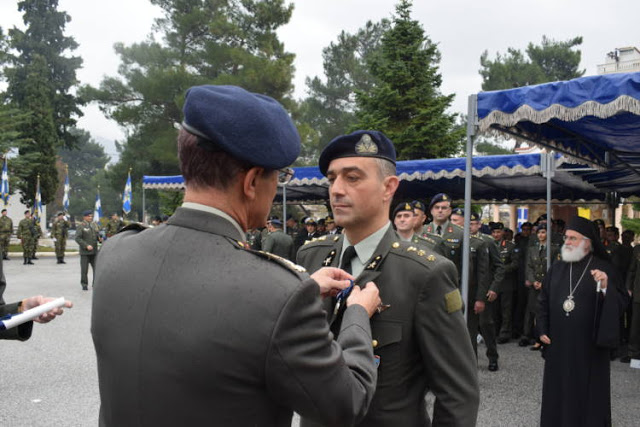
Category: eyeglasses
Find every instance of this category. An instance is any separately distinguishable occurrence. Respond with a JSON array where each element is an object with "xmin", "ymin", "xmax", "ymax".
[
  {"xmin": 278, "ymin": 167, "xmax": 295, "ymax": 185},
  {"xmin": 562, "ymin": 235, "xmax": 590, "ymax": 243}
]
